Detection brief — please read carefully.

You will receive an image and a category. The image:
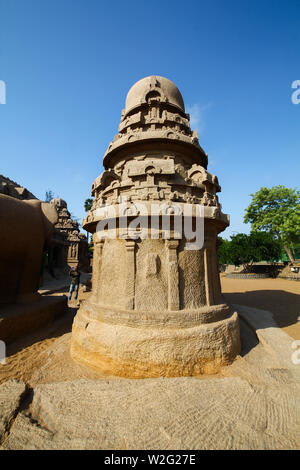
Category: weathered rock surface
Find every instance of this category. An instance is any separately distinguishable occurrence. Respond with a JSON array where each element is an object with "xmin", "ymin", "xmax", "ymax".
[
  {"xmin": 2, "ymin": 375, "xmax": 300, "ymax": 450},
  {"xmin": 1, "ymin": 306, "xmax": 299, "ymax": 450},
  {"xmin": 0, "ymin": 380, "xmax": 27, "ymax": 445}
]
